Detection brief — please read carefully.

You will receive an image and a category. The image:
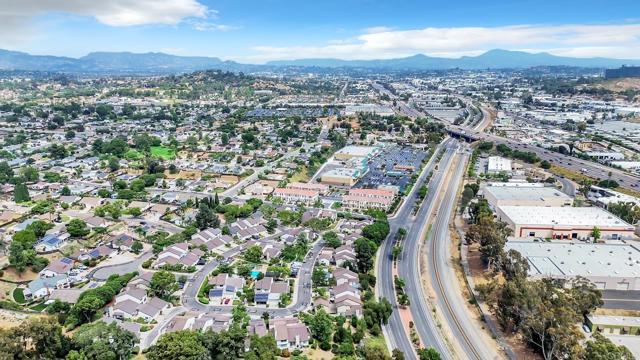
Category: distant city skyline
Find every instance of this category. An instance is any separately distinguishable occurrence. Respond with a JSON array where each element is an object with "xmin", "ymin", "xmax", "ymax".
[{"xmin": 0, "ymin": 0, "xmax": 638, "ymax": 63}]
